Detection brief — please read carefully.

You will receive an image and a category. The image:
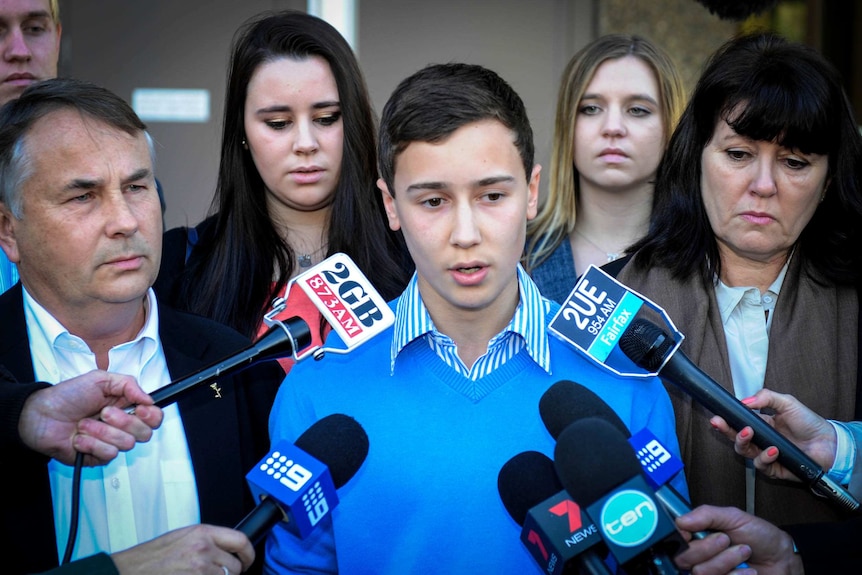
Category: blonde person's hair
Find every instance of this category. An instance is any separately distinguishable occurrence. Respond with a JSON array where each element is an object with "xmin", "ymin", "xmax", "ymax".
[
  {"xmin": 50, "ymin": 0, "xmax": 59, "ymax": 23},
  {"xmin": 524, "ymin": 34, "xmax": 685, "ymax": 271}
]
